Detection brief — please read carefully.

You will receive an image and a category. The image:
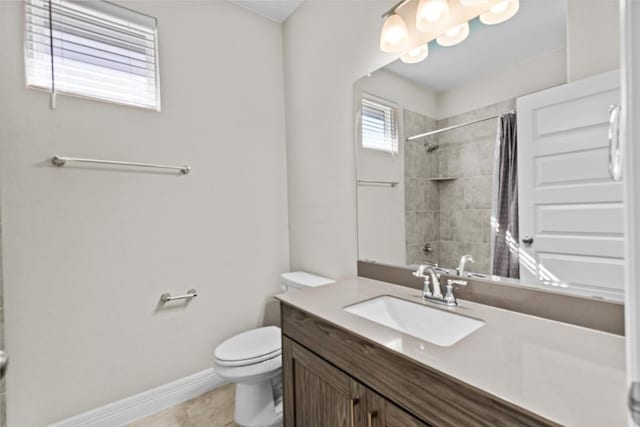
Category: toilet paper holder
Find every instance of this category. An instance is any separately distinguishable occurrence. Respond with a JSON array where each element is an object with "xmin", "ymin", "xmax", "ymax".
[{"xmin": 160, "ymin": 289, "xmax": 198, "ymax": 302}]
